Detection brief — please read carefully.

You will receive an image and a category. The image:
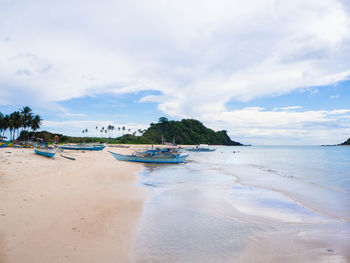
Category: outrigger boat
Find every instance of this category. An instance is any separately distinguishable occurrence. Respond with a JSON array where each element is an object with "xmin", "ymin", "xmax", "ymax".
[
  {"xmin": 135, "ymin": 147, "xmax": 182, "ymax": 156},
  {"xmin": 108, "ymin": 150, "xmax": 188, "ymax": 164},
  {"xmin": 34, "ymin": 146, "xmax": 59, "ymax": 158},
  {"xmin": 185, "ymin": 144, "xmax": 216, "ymax": 152},
  {"xmin": 60, "ymin": 144, "xmax": 106, "ymax": 151}
]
